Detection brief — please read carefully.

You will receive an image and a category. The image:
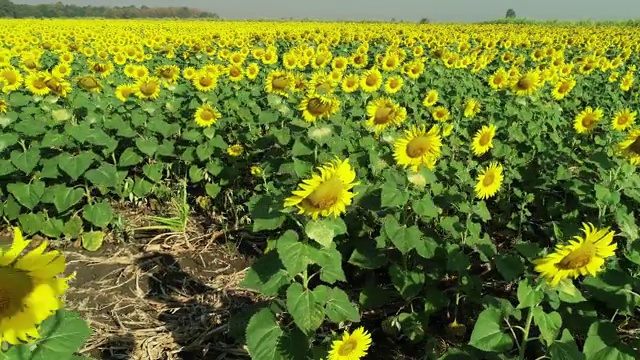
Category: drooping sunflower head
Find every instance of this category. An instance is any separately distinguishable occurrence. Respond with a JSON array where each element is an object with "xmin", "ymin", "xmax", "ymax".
[
  {"xmin": 533, "ymin": 223, "xmax": 617, "ymax": 286},
  {"xmin": 194, "ymin": 103, "xmax": 222, "ymax": 128},
  {"xmin": 393, "ymin": 125, "xmax": 443, "ymax": 172},
  {"xmin": 265, "ymin": 69, "xmax": 293, "ymax": 97},
  {"xmin": 616, "ymin": 128, "xmax": 640, "ymax": 165},
  {"xmin": 475, "ymin": 161, "xmax": 504, "ymax": 200},
  {"xmin": 77, "ymin": 75, "xmax": 102, "ymax": 93},
  {"xmin": 360, "ymin": 68, "xmax": 382, "ymax": 92},
  {"xmin": 283, "ymin": 158, "xmax": 359, "ymax": 220},
  {"xmin": 512, "ymin": 70, "xmax": 540, "ymax": 96},
  {"xmin": 134, "ymin": 76, "xmax": 161, "ymax": 100},
  {"xmin": 0, "ymin": 228, "xmax": 74, "ymax": 345},
  {"xmin": 299, "ymin": 93, "xmax": 340, "ymax": 123},
  {"xmin": 464, "ymin": 98, "xmax": 481, "ymax": 118},
  {"xmin": 366, "ymin": 97, "xmax": 405, "ymax": 133},
  {"xmin": 25, "ymin": 71, "xmax": 50, "ymax": 96},
  {"xmin": 552, "ymin": 77, "xmax": 576, "ymax": 100}
]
